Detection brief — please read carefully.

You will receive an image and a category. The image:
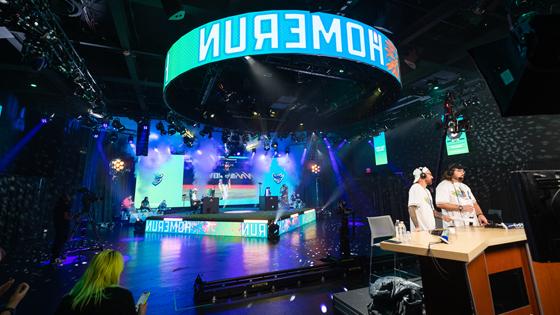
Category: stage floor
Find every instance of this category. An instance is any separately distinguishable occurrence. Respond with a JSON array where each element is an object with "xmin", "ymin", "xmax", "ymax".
[
  {"xmin": 145, "ymin": 208, "xmax": 317, "ymax": 238},
  {"xmin": 6, "ymin": 215, "xmax": 381, "ymax": 314}
]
